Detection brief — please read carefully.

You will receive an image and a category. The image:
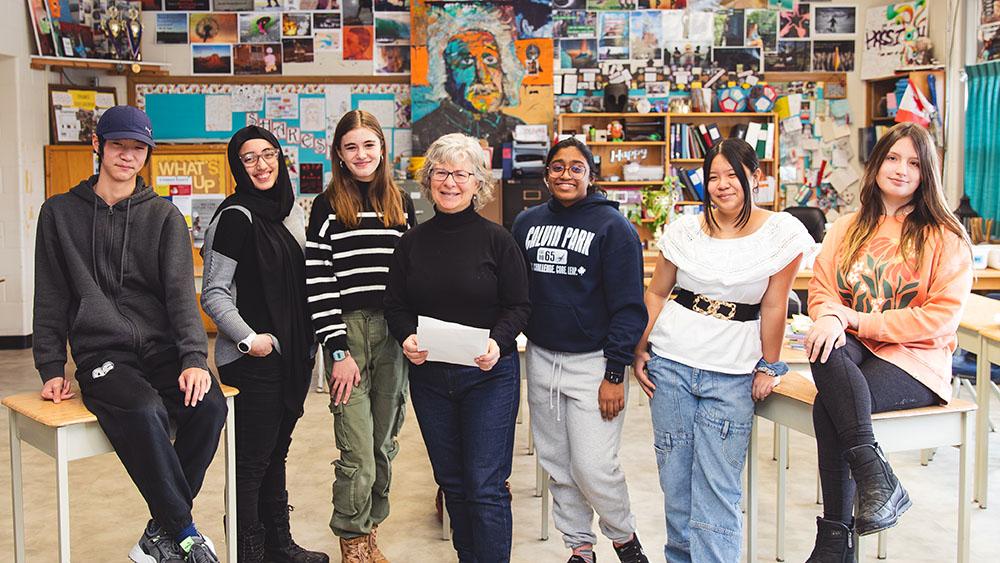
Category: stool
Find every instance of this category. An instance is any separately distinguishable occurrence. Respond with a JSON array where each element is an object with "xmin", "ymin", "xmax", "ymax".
[
  {"xmin": 746, "ymin": 372, "xmax": 975, "ymax": 562},
  {"xmin": 3, "ymin": 384, "xmax": 239, "ymax": 563}
]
